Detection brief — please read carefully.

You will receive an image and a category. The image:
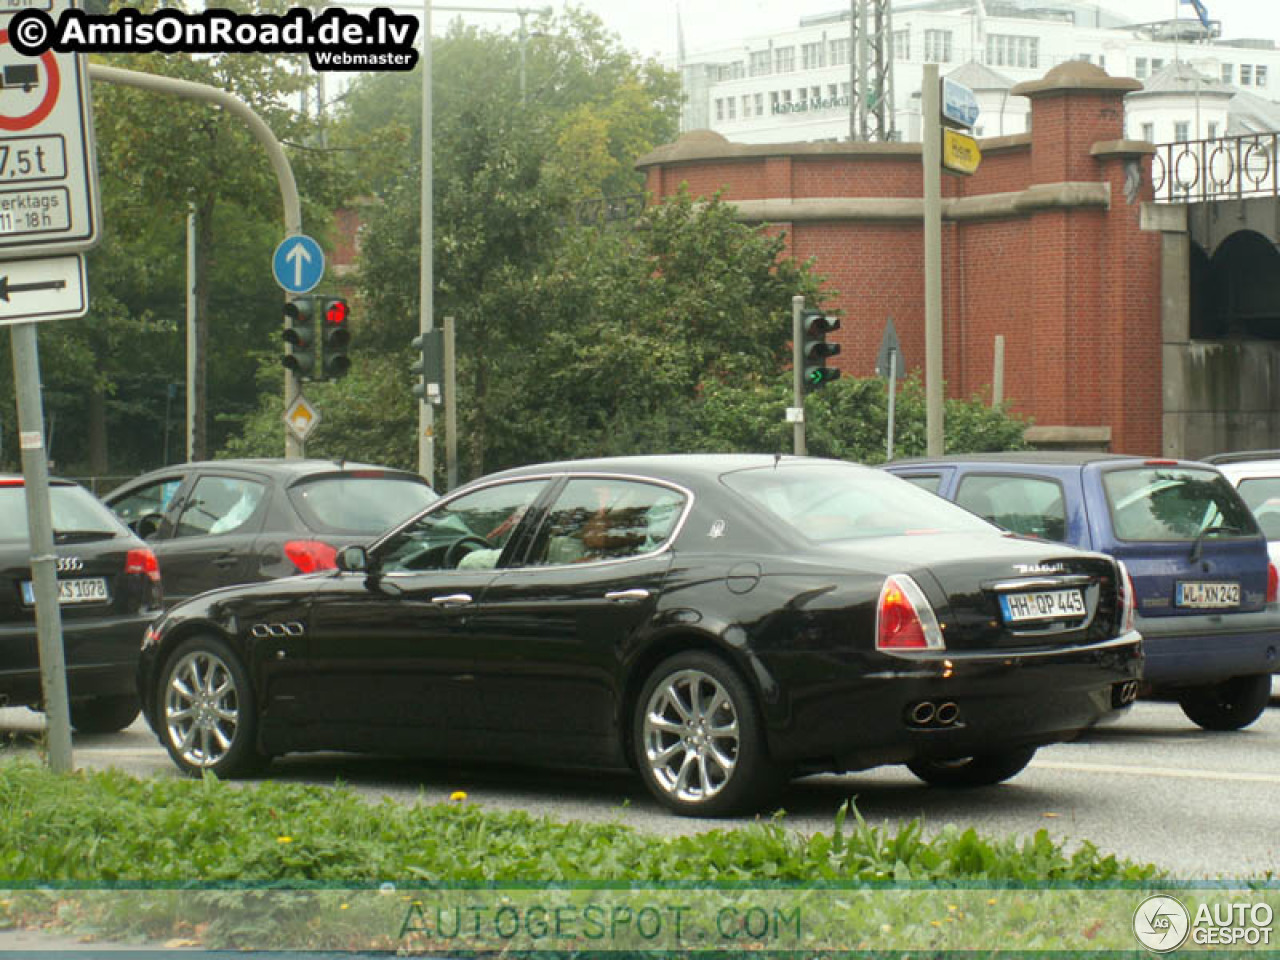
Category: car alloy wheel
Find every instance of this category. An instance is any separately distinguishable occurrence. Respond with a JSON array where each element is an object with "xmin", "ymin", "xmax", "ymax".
[
  {"xmin": 635, "ymin": 652, "xmax": 781, "ymax": 817},
  {"xmin": 643, "ymin": 667, "xmax": 741, "ymax": 803},
  {"xmin": 160, "ymin": 635, "xmax": 260, "ymax": 776}
]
